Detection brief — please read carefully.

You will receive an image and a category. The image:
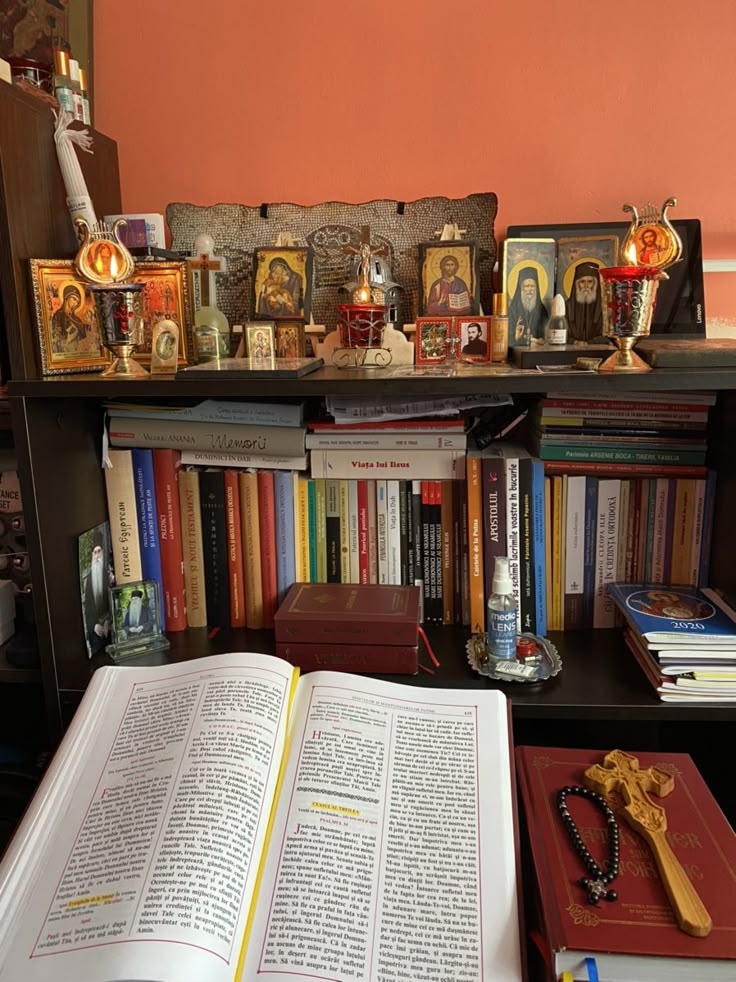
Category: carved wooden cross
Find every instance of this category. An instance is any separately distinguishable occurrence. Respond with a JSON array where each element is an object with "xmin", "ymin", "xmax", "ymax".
[{"xmin": 584, "ymin": 750, "xmax": 712, "ymax": 937}]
